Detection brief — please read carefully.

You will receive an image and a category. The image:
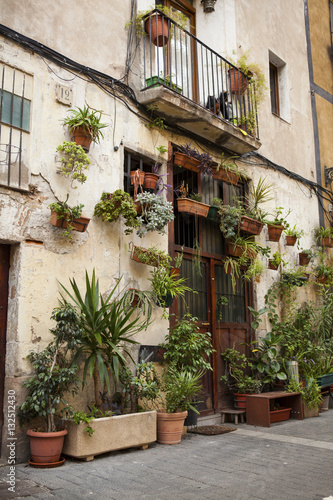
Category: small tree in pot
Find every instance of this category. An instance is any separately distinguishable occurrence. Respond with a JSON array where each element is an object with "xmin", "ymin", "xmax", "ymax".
[{"xmin": 18, "ymin": 304, "xmax": 81, "ymax": 464}]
